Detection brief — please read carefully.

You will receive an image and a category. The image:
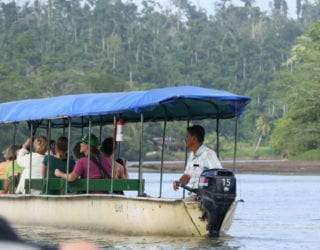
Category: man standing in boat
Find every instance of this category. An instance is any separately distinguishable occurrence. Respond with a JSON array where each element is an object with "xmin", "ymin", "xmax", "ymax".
[{"xmin": 173, "ymin": 125, "xmax": 222, "ymax": 198}]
